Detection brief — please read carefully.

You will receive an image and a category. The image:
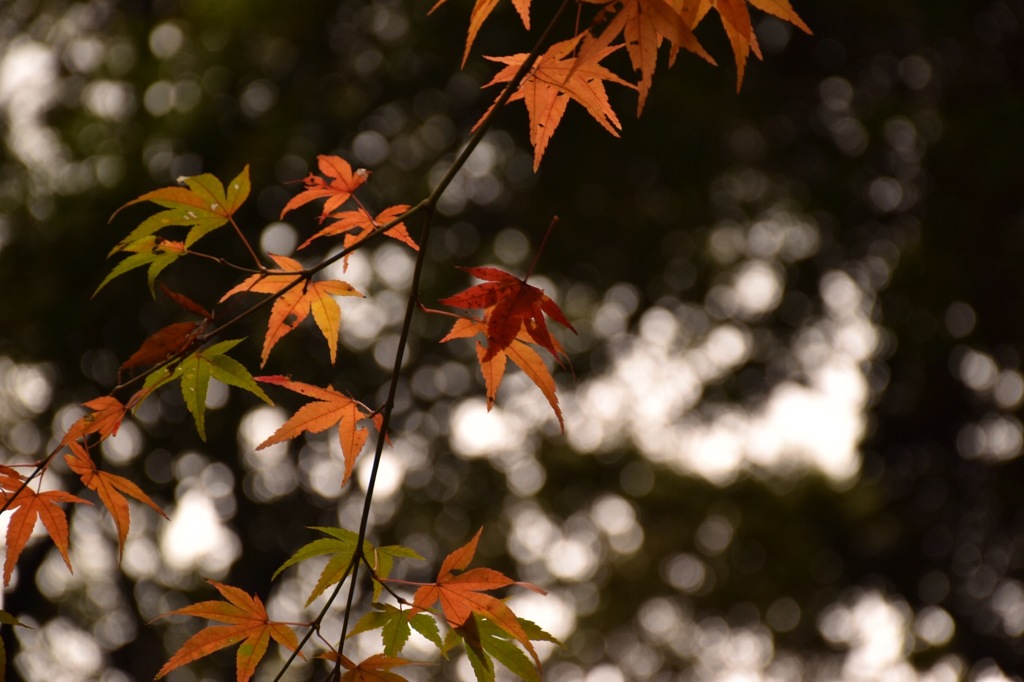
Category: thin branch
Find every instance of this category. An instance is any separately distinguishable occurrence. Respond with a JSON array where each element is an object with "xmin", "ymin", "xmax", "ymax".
[{"xmin": 324, "ymin": 3, "xmax": 576, "ymax": 677}]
